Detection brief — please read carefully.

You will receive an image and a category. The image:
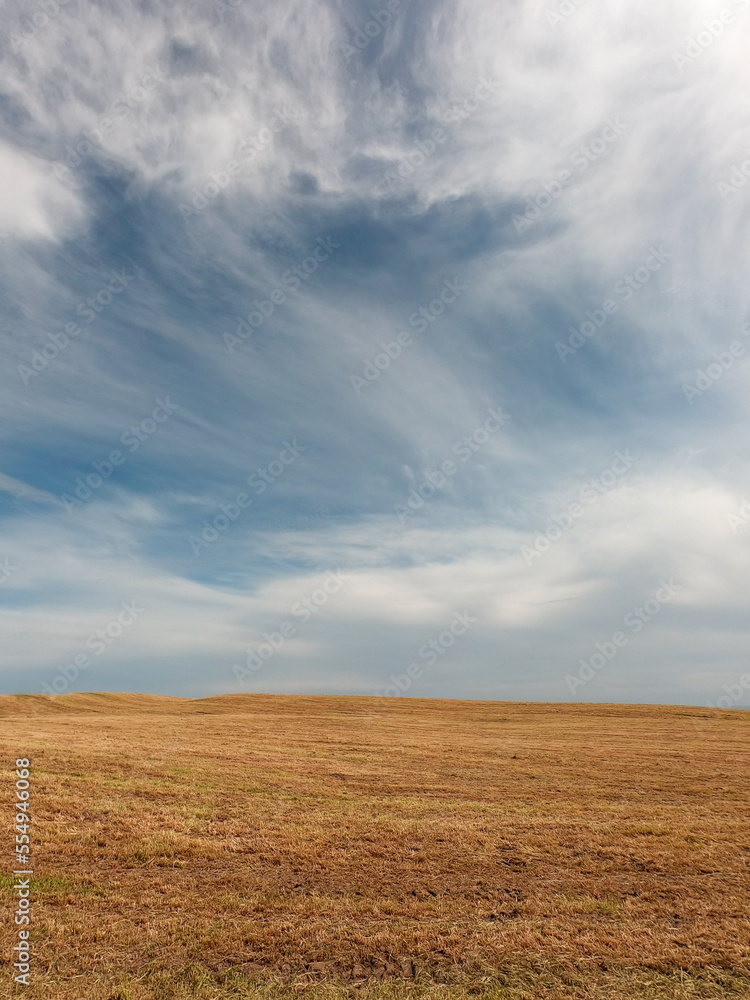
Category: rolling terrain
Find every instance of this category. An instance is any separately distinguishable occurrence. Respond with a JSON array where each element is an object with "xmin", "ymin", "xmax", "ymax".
[{"xmin": 1, "ymin": 693, "xmax": 748, "ymax": 999}]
